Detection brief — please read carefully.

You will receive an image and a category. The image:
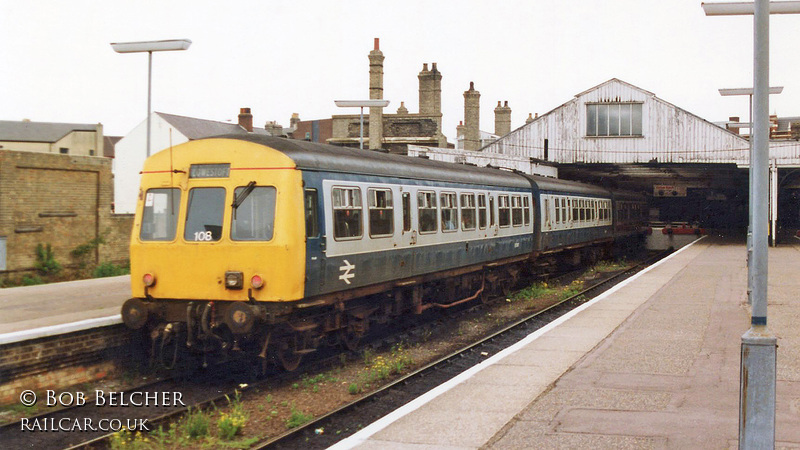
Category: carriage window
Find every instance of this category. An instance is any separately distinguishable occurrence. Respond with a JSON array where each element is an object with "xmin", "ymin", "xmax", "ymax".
[
  {"xmin": 332, "ymin": 187, "xmax": 362, "ymax": 240},
  {"xmin": 523, "ymin": 196, "xmax": 531, "ymax": 226},
  {"xmin": 418, "ymin": 191, "xmax": 437, "ymax": 233},
  {"xmin": 368, "ymin": 188, "xmax": 394, "ymax": 238},
  {"xmin": 572, "ymin": 199, "xmax": 579, "ymax": 223},
  {"xmin": 460, "ymin": 193, "xmax": 476, "ymax": 231},
  {"xmin": 489, "ymin": 195, "xmax": 496, "ymax": 227},
  {"xmin": 304, "ymin": 189, "xmax": 319, "ymax": 238},
  {"xmin": 185, "ymin": 187, "xmax": 225, "ymax": 242},
  {"xmin": 555, "ymin": 198, "xmax": 561, "ymax": 224},
  {"xmin": 231, "ymin": 186, "xmax": 277, "ymax": 241},
  {"xmin": 498, "ymin": 195, "xmax": 510, "ymax": 227},
  {"xmin": 477, "ymin": 194, "xmax": 487, "ymax": 229},
  {"xmin": 441, "ymin": 192, "xmax": 458, "ymax": 232},
  {"xmin": 141, "ymin": 188, "xmax": 181, "ymax": 241},
  {"xmin": 402, "ymin": 192, "xmax": 411, "ymax": 232},
  {"xmin": 511, "ymin": 195, "xmax": 523, "ymax": 226}
]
